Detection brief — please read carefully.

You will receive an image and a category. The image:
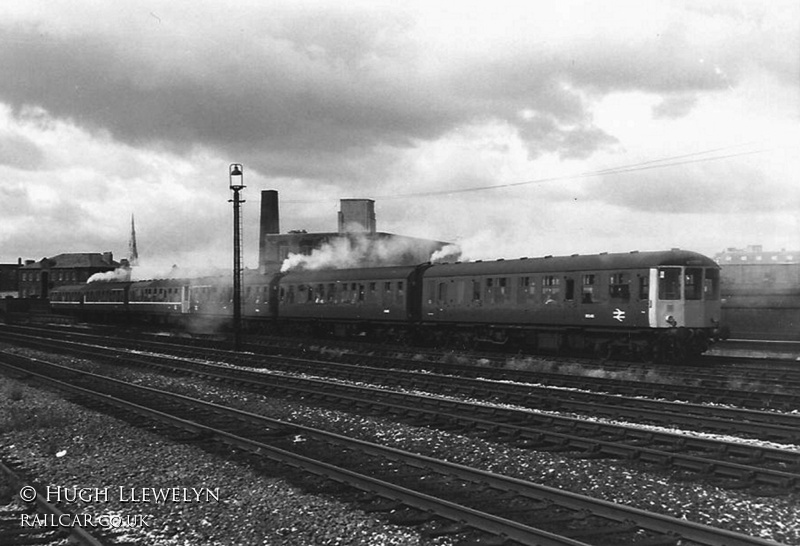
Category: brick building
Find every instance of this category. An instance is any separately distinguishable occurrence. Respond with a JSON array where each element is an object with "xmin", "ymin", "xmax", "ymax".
[
  {"xmin": 0, "ymin": 259, "xmax": 22, "ymax": 298},
  {"xmin": 19, "ymin": 252, "xmax": 121, "ymax": 298}
]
